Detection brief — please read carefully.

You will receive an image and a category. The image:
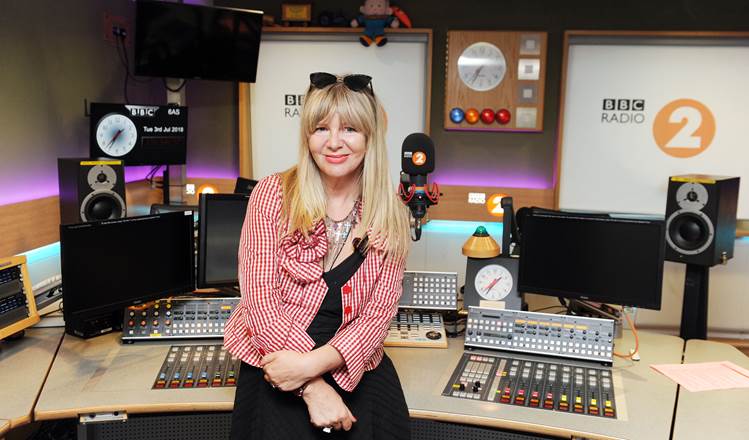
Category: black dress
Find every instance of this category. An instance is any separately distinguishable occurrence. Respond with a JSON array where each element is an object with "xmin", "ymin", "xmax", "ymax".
[{"xmin": 230, "ymin": 252, "xmax": 411, "ymax": 440}]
